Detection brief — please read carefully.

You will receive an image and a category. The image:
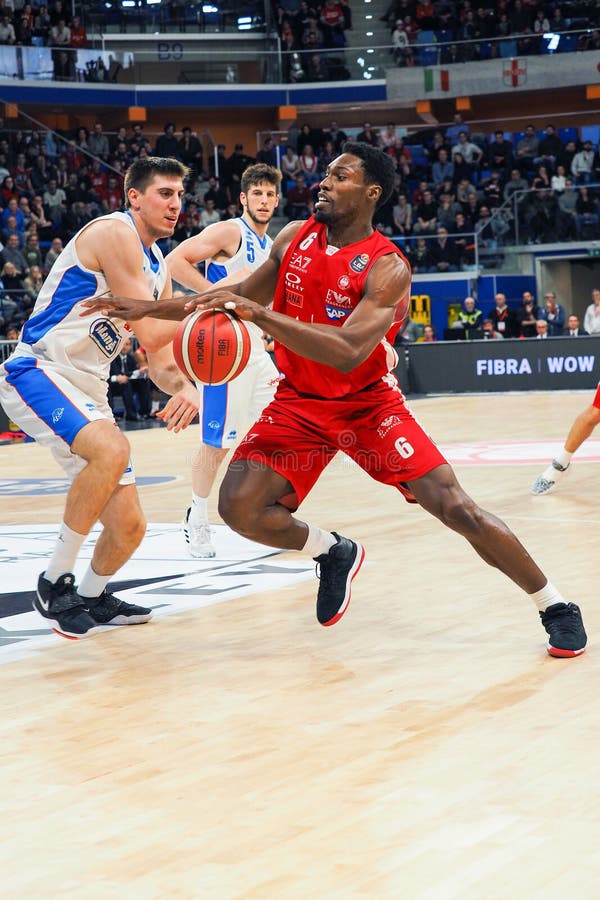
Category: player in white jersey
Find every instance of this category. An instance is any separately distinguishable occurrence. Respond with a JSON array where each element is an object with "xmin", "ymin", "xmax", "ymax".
[
  {"xmin": 0, "ymin": 157, "xmax": 198, "ymax": 639},
  {"xmin": 167, "ymin": 163, "xmax": 282, "ymax": 557}
]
